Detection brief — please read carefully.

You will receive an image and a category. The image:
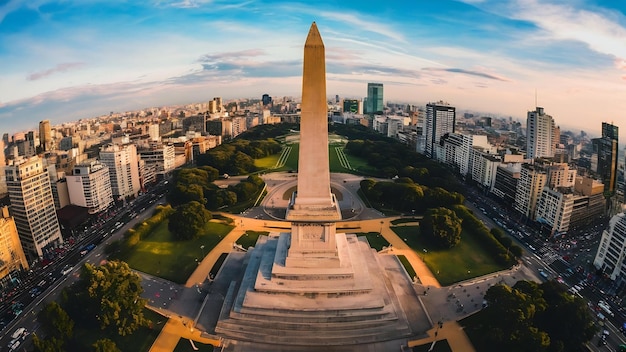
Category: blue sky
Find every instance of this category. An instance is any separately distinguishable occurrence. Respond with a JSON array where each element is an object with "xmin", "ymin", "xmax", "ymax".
[{"xmin": 1, "ymin": 0, "xmax": 626, "ymax": 142}]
